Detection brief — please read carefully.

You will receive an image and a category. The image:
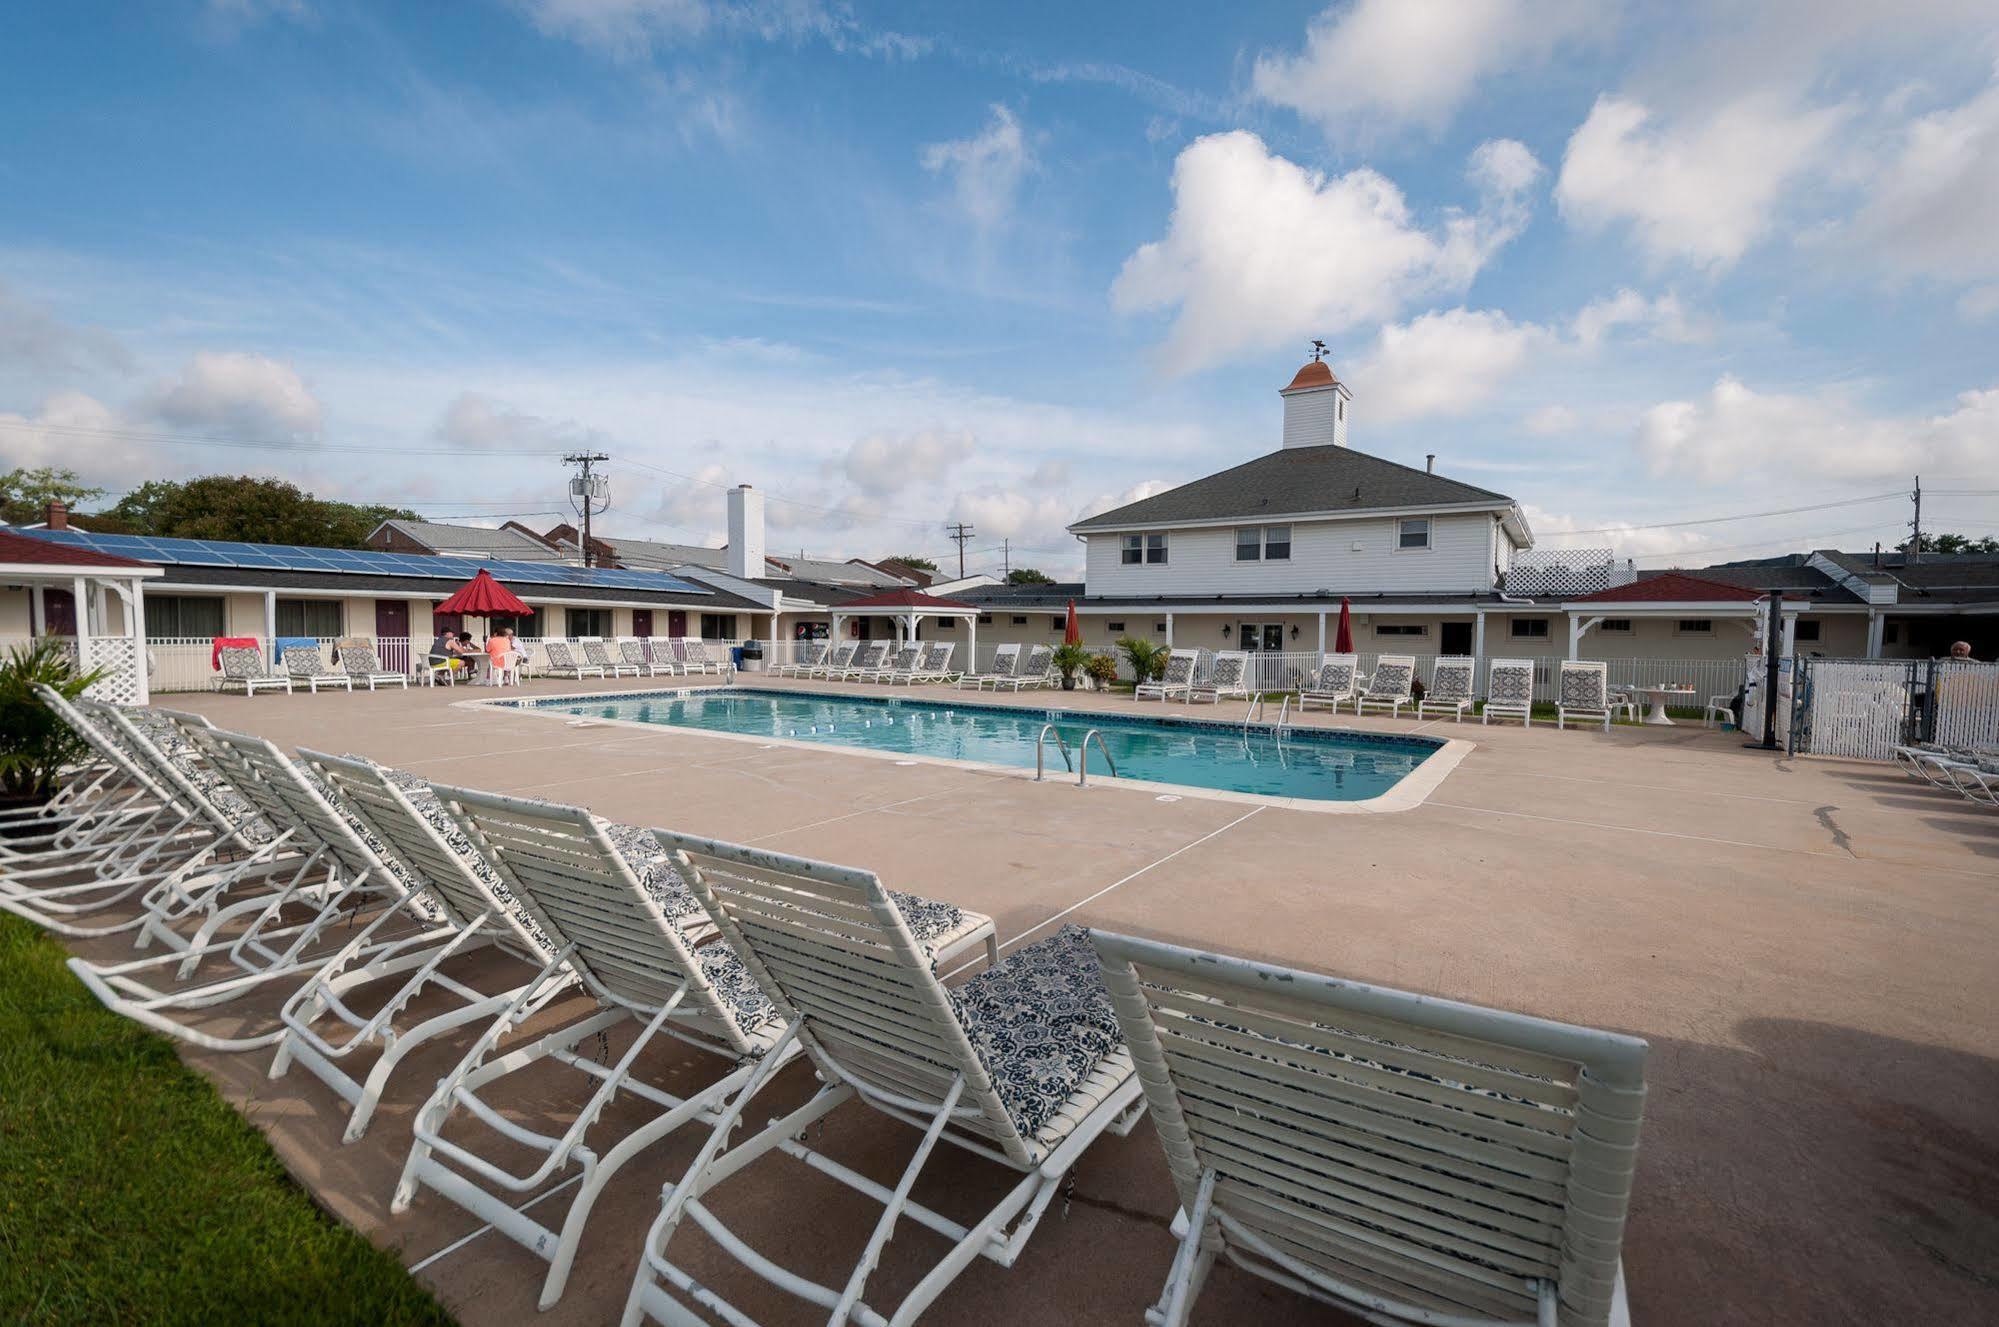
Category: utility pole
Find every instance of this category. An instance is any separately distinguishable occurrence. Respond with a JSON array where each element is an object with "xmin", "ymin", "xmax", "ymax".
[
  {"xmin": 1909, "ymin": 474, "xmax": 1923, "ymax": 562},
  {"xmin": 564, "ymin": 452, "xmax": 611, "ymax": 567},
  {"xmin": 946, "ymin": 522, "xmax": 975, "ymax": 578}
]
